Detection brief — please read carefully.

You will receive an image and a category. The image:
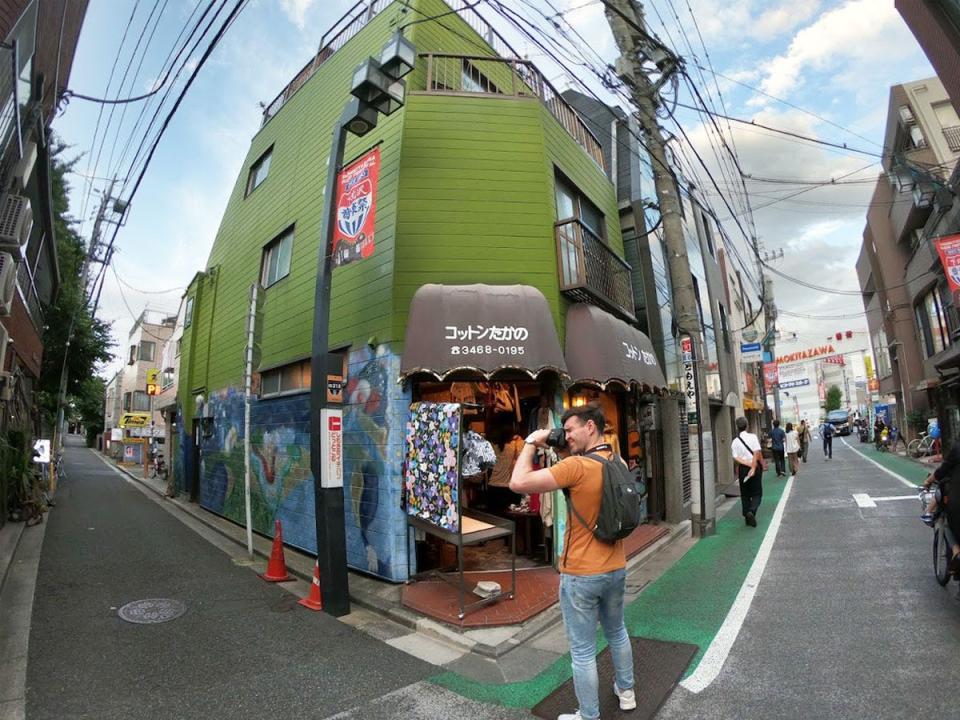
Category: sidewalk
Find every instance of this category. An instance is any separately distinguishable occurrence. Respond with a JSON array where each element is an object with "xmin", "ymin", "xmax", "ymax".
[{"xmin": 99, "ymin": 449, "xmax": 695, "ymax": 677}]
